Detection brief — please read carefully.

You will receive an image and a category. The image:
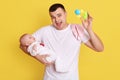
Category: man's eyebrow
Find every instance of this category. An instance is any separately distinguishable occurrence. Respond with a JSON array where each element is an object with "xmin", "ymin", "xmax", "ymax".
[
  {"xmin": 50, "ymin": 15, "xmax": 55, "ymax": 18},
  {"xmin": 57, "ymin": 13, "xmax": 61, "ymax": 15}
]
